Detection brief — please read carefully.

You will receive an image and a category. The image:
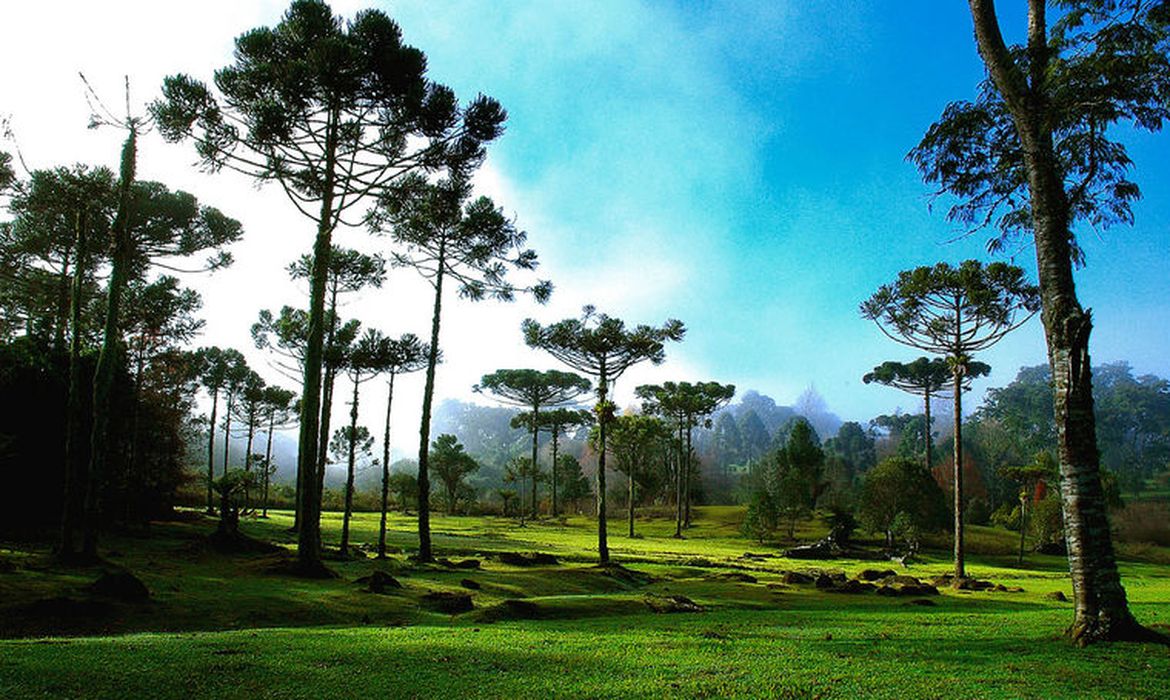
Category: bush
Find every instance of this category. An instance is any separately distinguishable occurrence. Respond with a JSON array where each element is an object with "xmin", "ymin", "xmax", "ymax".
[
  {"xmin": 1113, "ymin": 501, "xmax": 1170, "ymax": 546},
  {"xmin": 990, "ymin": 502, "xmax": 1021, "ymax": 531},
  {"xmin": 965, "ymin": 497, "xmax": 991, "ymax": 526},
  {"xmin": 1030, "ymin": 494, "xmax": 1064, "ymax": 548}
]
